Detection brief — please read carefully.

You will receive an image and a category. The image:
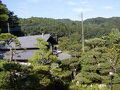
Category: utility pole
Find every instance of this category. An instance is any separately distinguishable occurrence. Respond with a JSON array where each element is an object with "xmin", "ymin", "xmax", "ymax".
[
  {"xmin": 7, "ymin": 22, "xmax": 12, "ymax": 61},
  {"xmin": 81, "ymin": 12, "xmax": 85, "ymax": 53},
  {"xmin": 7, "ymin": 22, "xmax": 10, "ymax": 33}
]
